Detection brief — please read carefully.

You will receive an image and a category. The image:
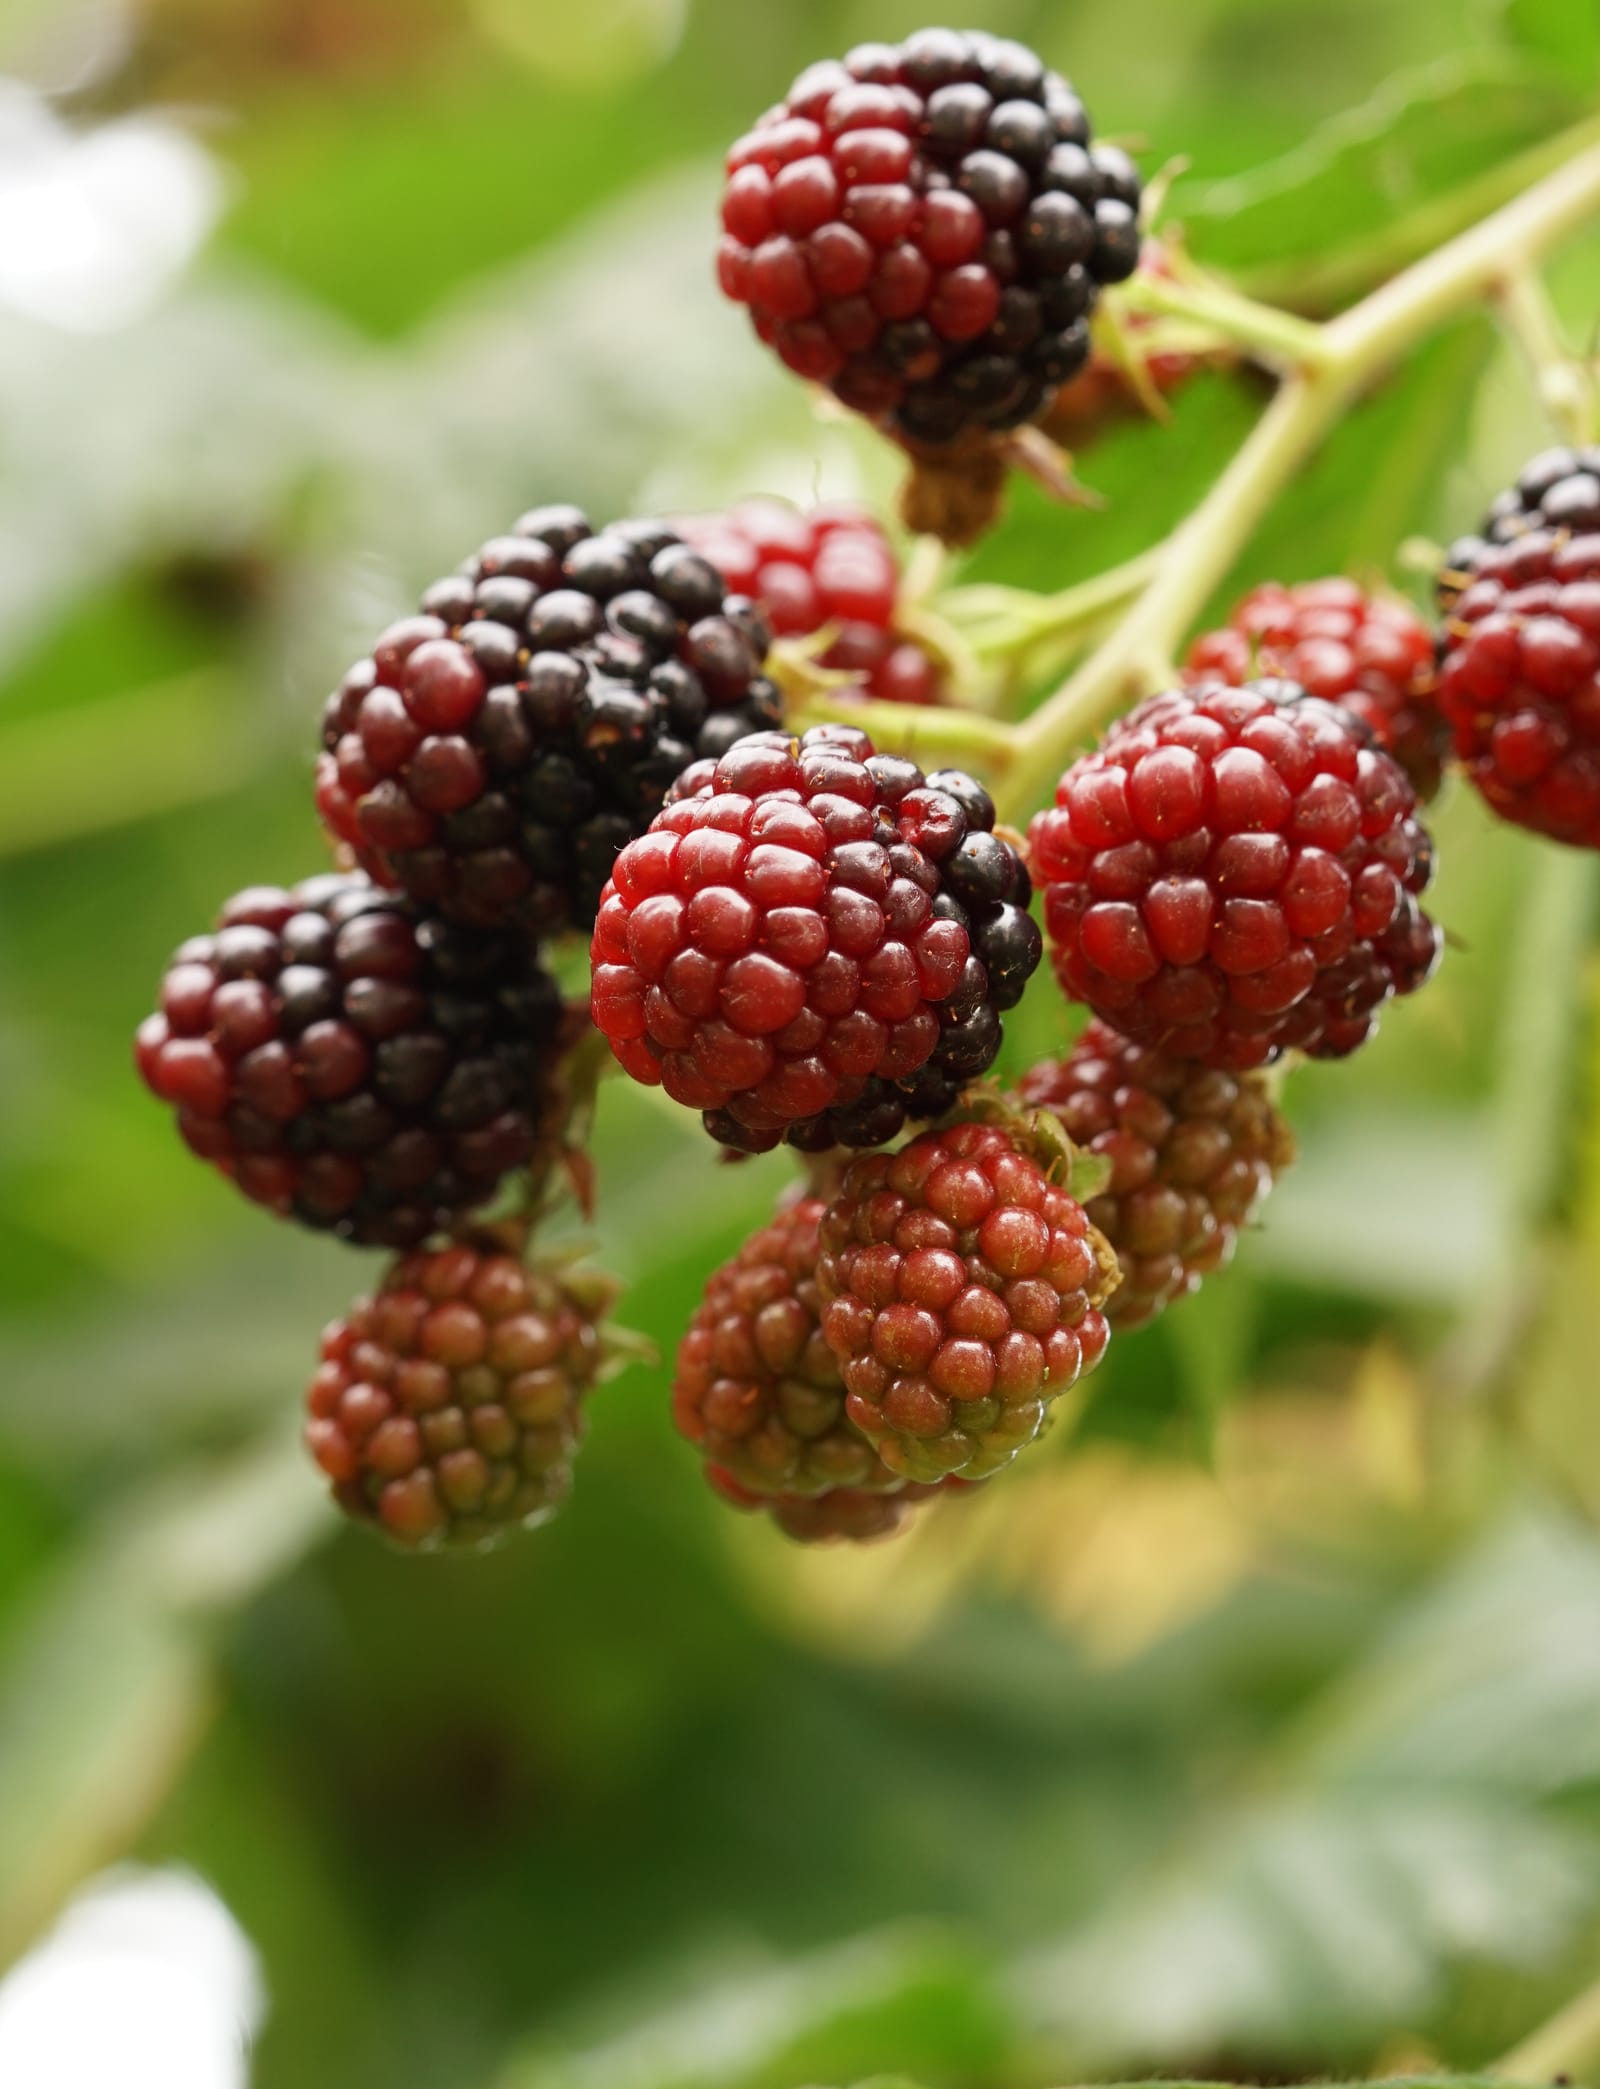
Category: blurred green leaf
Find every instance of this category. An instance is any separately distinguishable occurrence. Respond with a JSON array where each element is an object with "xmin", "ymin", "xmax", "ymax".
[{"xmin": 1498, "ymin": 0, "xmax": 1600, "ymax": 88}]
